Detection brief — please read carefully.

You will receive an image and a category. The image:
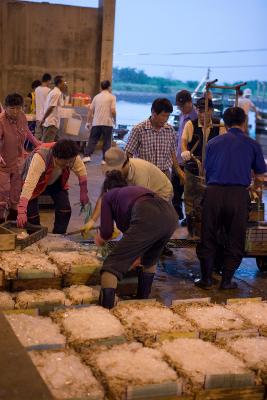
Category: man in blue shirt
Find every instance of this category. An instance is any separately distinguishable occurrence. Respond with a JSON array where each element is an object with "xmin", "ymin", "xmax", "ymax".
[
  {"xmin": 172, "ymin": 90, "xmax": 197, "ymax": 223},
  {"xmin": 196, "ymin": 107, "xmax": 266, "ymax": 290}
]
